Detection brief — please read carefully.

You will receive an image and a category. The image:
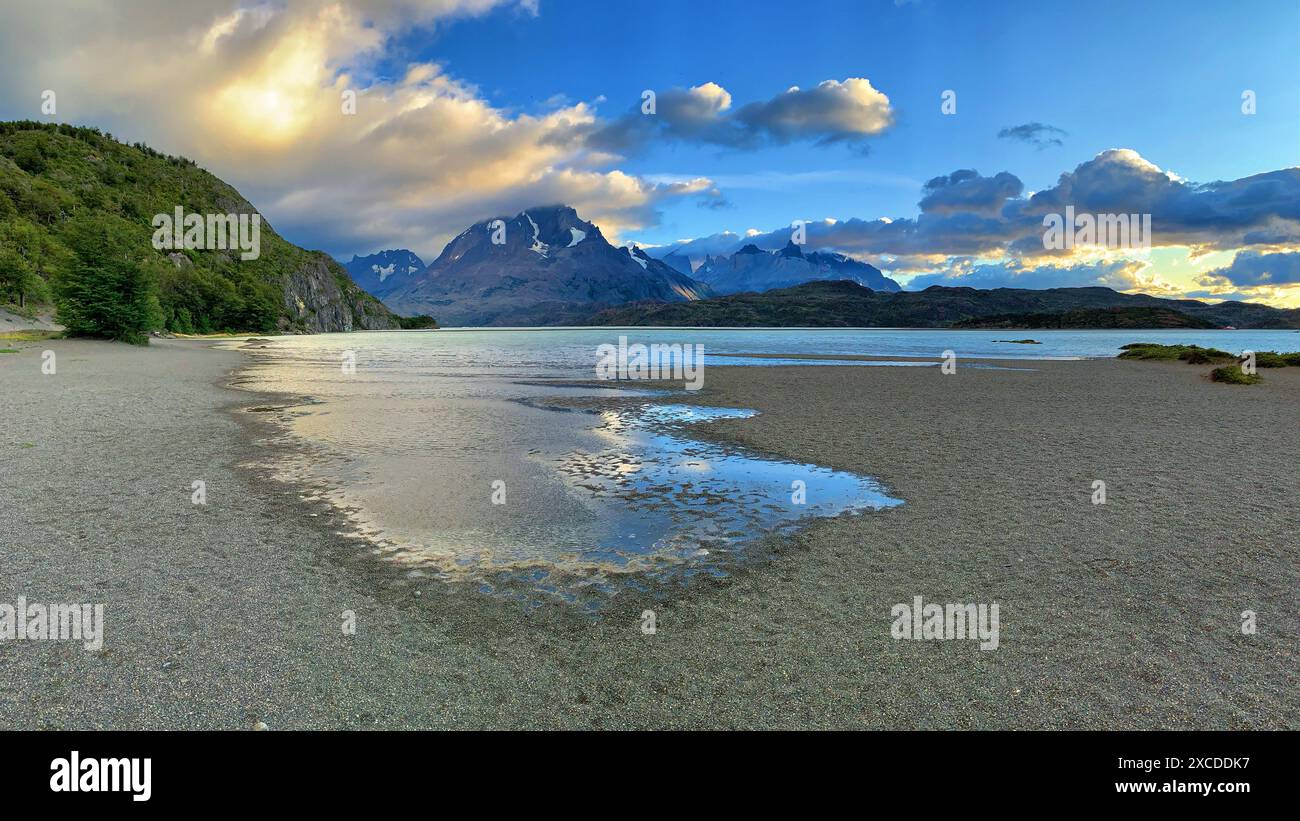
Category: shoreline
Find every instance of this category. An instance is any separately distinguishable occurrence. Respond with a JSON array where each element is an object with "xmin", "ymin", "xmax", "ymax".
[{"xmin": 2, "ymin": 337, "xmax": 1296, "ymax": 729}]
